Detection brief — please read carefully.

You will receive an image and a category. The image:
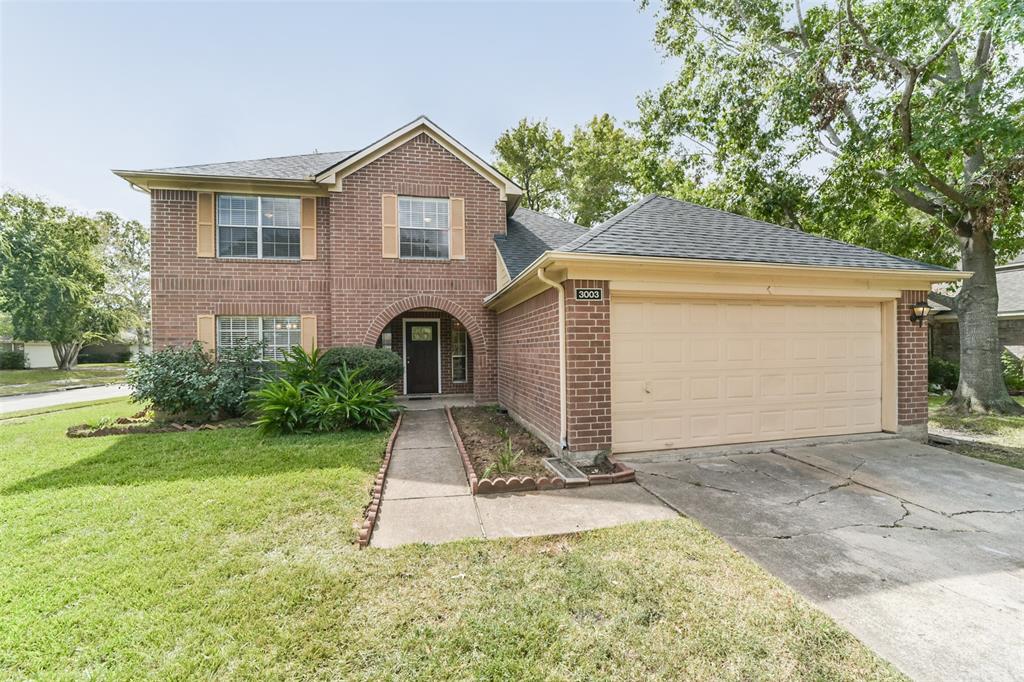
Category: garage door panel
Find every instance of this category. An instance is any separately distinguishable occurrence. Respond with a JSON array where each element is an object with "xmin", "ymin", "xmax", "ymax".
[{"xmin": 611, "ymin": 298, "xmax": 883, "ymax": 453}]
